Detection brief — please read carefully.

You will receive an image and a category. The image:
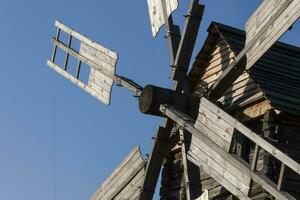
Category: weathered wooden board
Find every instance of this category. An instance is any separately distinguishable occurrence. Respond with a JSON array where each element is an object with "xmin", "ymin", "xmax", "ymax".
[
  {"xmin": 245, "ymin": 0, "xmax": 300, "ymax": 69},
  {"xmin": 188, "ymin": 137, "xmax": 251, "ymax": 198},
  {"xmin": 160, "ymin": 103, "xmax": 297, "ymax": 200},
  {"xmin": 147, "ymin": 0, "xmax": 179, "ymax": 36},
  {"xmin": 196, "ymin": 189, "xmax": 209, "ymax": 200},
  {"xmin": 195, "ymin": 99, "xmax": 235, "ymax": 151},
  {"xmin": 91, "ymin": 146, "xmax": 146, "ymax": 200},
  {"xmin": 55, "ymin": 21, "xmax": 118, "ymax": 60},
  {"xmin": 47, "ymin": 61, "xmax": 111, "ymax": 104},
  {"xmin": 48, "ymin": 21, "xmax": 119, "ymax": 105},
  {"xmin": 209, "ymin": 0, "xmax": 299, "ymax": 100},
  {"xmin": 200, "ymin": 97, "xmax": 300, "ymax": 176}
]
